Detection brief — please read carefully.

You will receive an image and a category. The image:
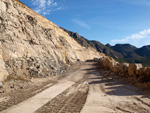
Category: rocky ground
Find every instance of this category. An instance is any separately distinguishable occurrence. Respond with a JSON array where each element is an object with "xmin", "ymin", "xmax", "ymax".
[
  {"xmin": 0, "ymin": 62, "xmax": 150, "ymax": 113},
  {"xmin": 0, "ymin": 62, "xmax": 81, "ymax": 112}
]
